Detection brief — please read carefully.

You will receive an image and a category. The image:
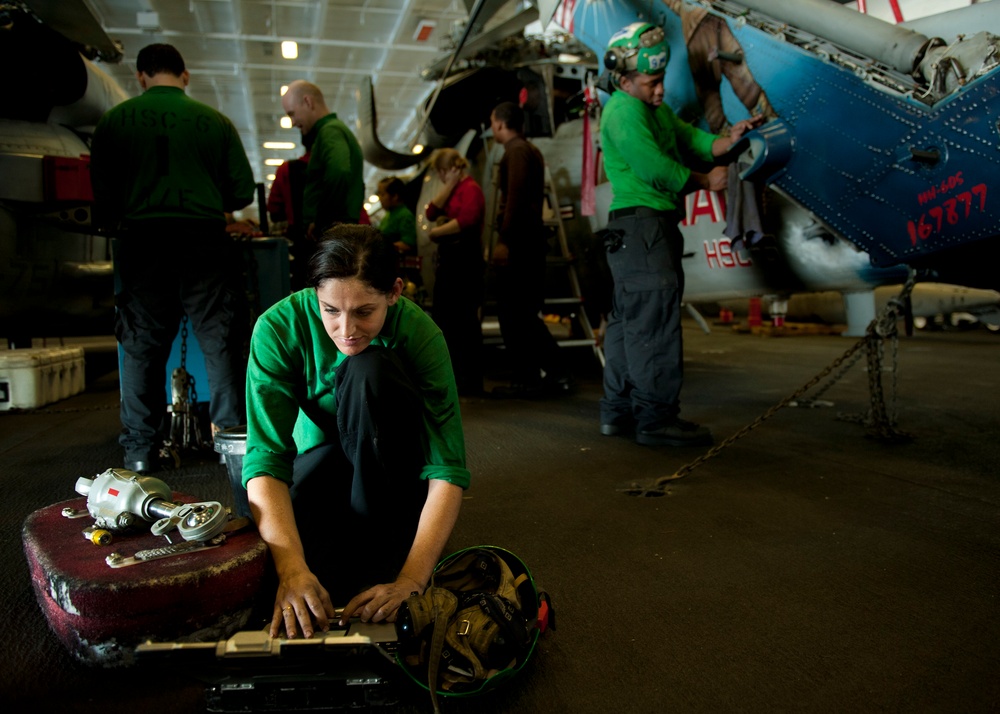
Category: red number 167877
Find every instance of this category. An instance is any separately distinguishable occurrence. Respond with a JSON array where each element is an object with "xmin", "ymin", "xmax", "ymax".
[{"xmin": 908, "ymin": 183, "xmax": 988, "ymax": 246}]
